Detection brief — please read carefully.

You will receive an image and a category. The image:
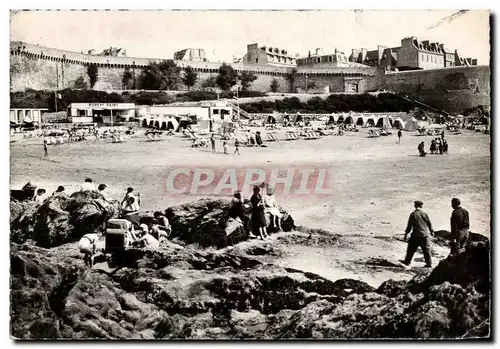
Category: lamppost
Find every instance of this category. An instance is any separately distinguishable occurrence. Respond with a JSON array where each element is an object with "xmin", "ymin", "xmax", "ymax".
[{"xmin": 236, "ymin": 87, "xmax": 240, "ymax": 121}]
